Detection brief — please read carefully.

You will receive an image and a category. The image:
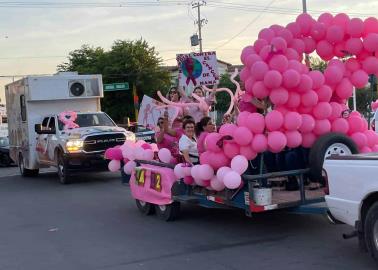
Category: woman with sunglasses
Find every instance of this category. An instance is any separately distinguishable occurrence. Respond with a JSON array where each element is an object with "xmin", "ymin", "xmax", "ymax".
[
  {"xmin": 196, "ymin": 116, "xmax": 216, "ymax": 154},
  {"xmin": 155, "ymin": 114, "xmax": 180, "ymax": 162},
  {"xmin": 185, "ymin": 86, "xmax": 216, "ymax": 123}
]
